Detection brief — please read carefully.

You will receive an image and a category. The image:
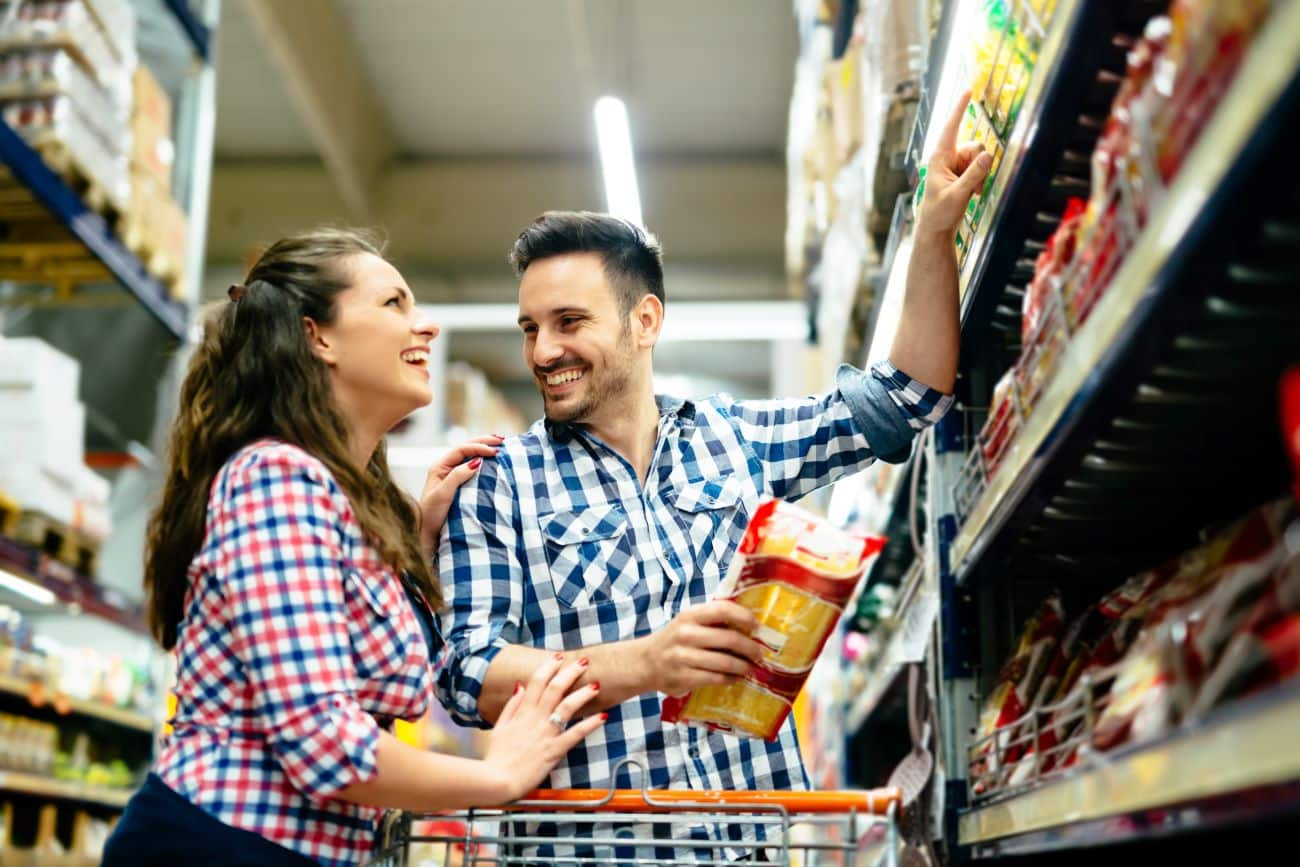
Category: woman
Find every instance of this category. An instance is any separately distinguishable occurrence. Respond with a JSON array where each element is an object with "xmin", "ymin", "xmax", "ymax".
[{"xmin": 103, "ymin": 229, "xmax": 605, "ymax": 867}]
